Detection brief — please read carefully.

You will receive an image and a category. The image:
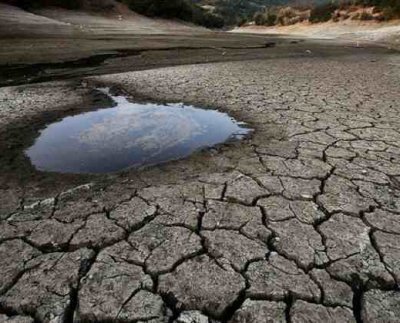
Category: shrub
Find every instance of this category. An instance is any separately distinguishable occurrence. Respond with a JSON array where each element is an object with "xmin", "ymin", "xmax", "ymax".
[
  {"xmin": 254, "ymin": 11, "xmax": 266, "ymax": 25},
  {"xmin": 359, "ymin": 10, "xmax": 374, "ymax": 19},
  {"xmin": 381, "ymin": 6, "xmax": 396, "ymax": 19},
  {"xmin": 309, "ymin": 2, "xmax": 338, "ymax": 23},
  {"xmin": 276, "ymin": 6, "xmax": 297, "ymax": 24},
  {"xmin": 354, "ymin": 0, "xmax": 400, "ymax": 19},
  {"xmin": 254, "ymin": 10, "xmax": 277, "ymax": 26},
  {"xmin": 238, "ymin": 17, "xmax": 248, "ymax": 26},
  {"xmin": 266, "ymin": 13, "xmax": 278, "ymax": 25},
  {"xmin": 275, "ymin": 6, "xmax": 308, "ymax": 25}
]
